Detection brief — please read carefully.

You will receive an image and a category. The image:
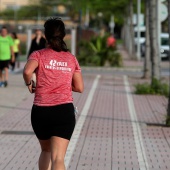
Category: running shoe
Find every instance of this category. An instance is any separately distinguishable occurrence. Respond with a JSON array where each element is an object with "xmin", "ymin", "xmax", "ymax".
[
  {"xmin": 0, "ymin": 82, "xmax": 4, "ymax": 87},
  {"xmin": 4, "ymin": 81, "xmax": 8, "ymax": 87}
]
